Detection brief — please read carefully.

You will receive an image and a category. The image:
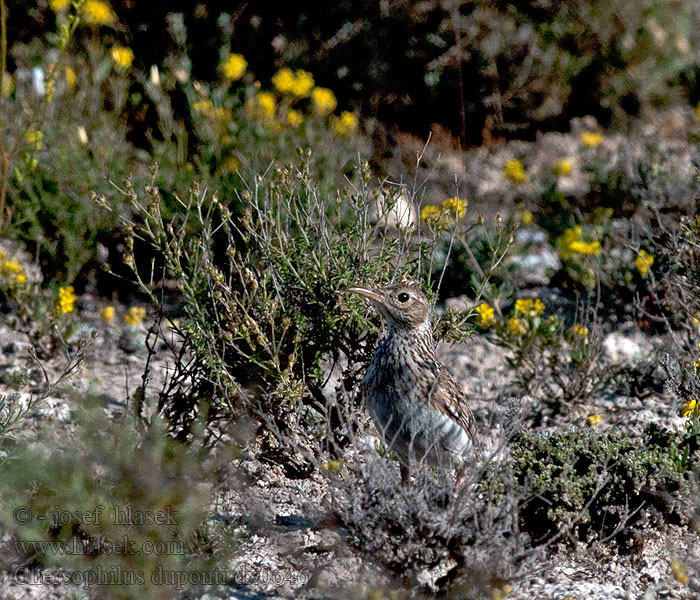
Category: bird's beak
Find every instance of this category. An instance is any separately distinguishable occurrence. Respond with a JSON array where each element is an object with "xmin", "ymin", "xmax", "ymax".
[{"xmin": 344, "ymin": 286, "xmax": 385, "ymax": 304}]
